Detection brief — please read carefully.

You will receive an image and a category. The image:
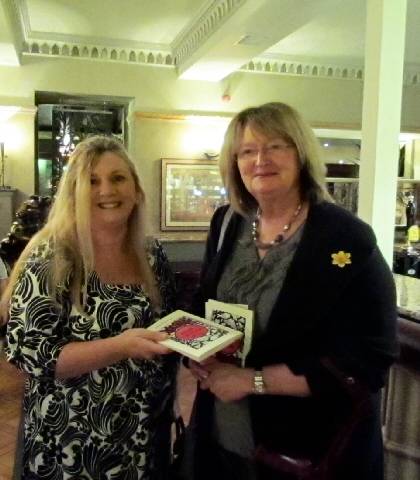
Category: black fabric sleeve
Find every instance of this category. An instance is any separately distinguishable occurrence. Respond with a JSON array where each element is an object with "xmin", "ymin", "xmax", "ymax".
[{"xmin": 287, "ymin": 245, "xmax": 398, "ymax": 397}]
